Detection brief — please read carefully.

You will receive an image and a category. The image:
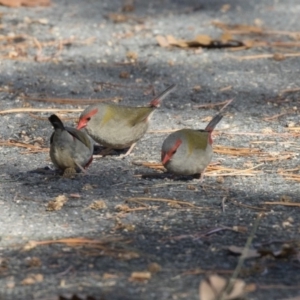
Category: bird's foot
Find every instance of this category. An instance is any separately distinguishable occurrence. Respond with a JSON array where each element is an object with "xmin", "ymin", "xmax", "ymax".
[
  {"xmin": 117, "ymin": 143, "xmax": 136, "ymax": 159},
  {"xmin": 192, "ymin": 171, "xmax": 205, "ymax": 183},
  {"xmin": 62, "ymin": 168, "xmax": 76, "ymax": 178}
]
